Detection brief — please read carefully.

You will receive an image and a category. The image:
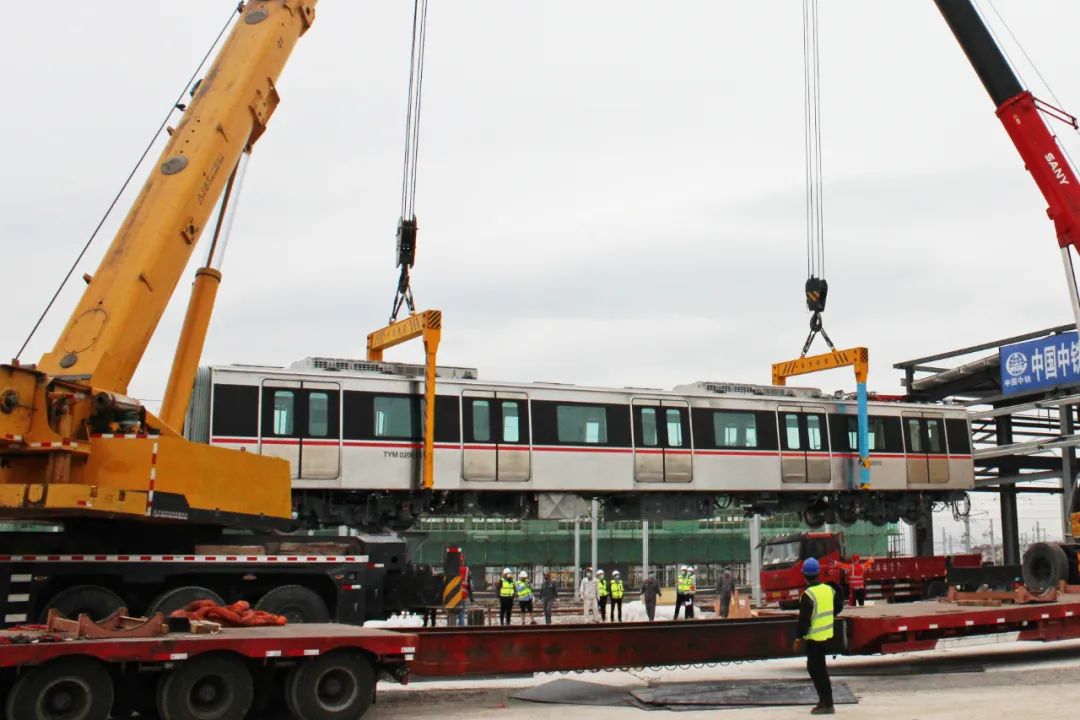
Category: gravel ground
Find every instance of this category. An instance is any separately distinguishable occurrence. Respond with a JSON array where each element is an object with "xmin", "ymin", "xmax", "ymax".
[{"xmin": 368, "ymin": 637, "xmax": 1080, "ymax": 720}]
